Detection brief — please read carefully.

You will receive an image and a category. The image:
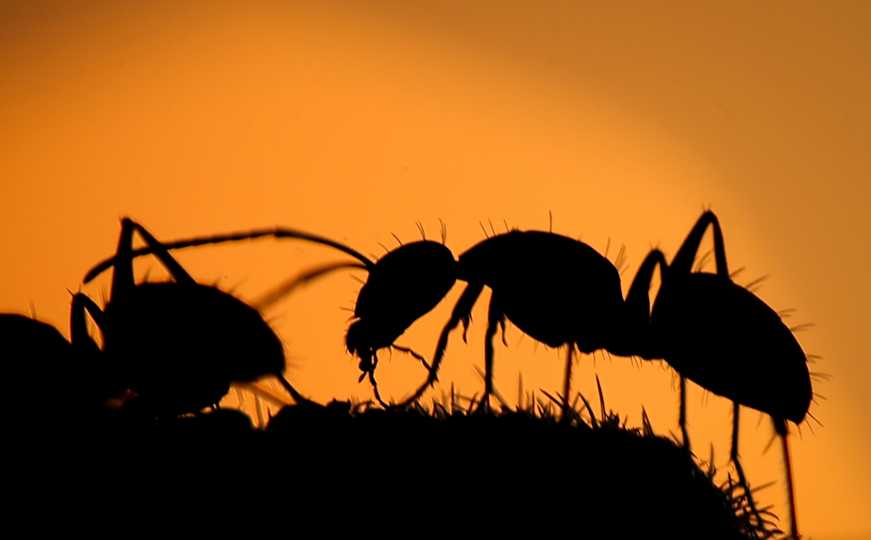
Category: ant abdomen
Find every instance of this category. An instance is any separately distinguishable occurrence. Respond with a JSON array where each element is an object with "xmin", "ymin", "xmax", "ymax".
[
  {"xmin": 0, "ymin": 313, "xmax": 115, "ymax": 428},
  {"xmin": 104, "ymin": 282, "xmax": 287, "ymax": 414},
  {"xmin": 652, "ymin": 273, "xmax": 812, "ymax": 425}
]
